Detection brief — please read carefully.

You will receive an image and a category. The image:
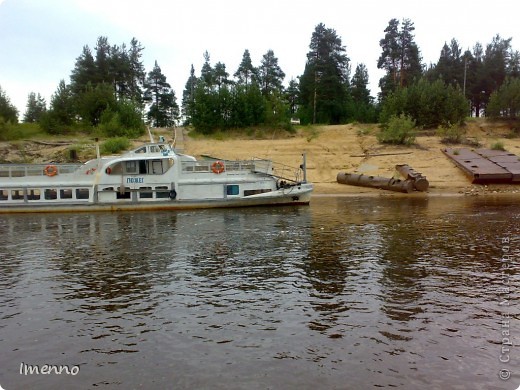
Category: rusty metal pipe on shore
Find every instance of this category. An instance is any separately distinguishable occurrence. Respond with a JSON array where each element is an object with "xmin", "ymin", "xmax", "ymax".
[
  {"xmin": 337, "ymin": 172, "xmax": 414, "ymax": 193},
  {"xmin": 395, "ymin": 164, "xmax": 429, "ymax": 192}
]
